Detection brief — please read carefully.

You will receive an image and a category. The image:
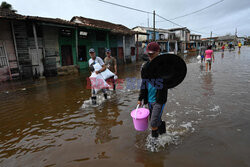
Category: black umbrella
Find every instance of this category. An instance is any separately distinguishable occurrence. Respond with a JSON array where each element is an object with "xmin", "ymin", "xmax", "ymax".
[{"xmin": 147, "ymin": 53, "xmax": 187, "ymax": 89}]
